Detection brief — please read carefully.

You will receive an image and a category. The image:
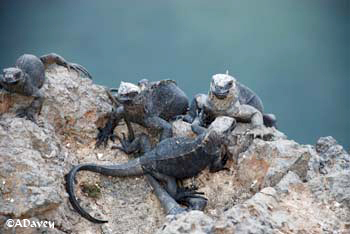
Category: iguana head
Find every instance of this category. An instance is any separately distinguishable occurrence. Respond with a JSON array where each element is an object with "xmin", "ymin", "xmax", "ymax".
[
  {"xmin": 116, "ymin": 81, "xmax": 141, "ymax": 105},
  {"xmin": 208, "ymin": 73, "xmax": 239, "ymax": 110},
  {"xmin": 209, "ymin": 73, "xmax": 238, "ymax": 100},
  {"xmin": 0, "ymin": 68, "xmax": 25, "ymax": 85}
]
